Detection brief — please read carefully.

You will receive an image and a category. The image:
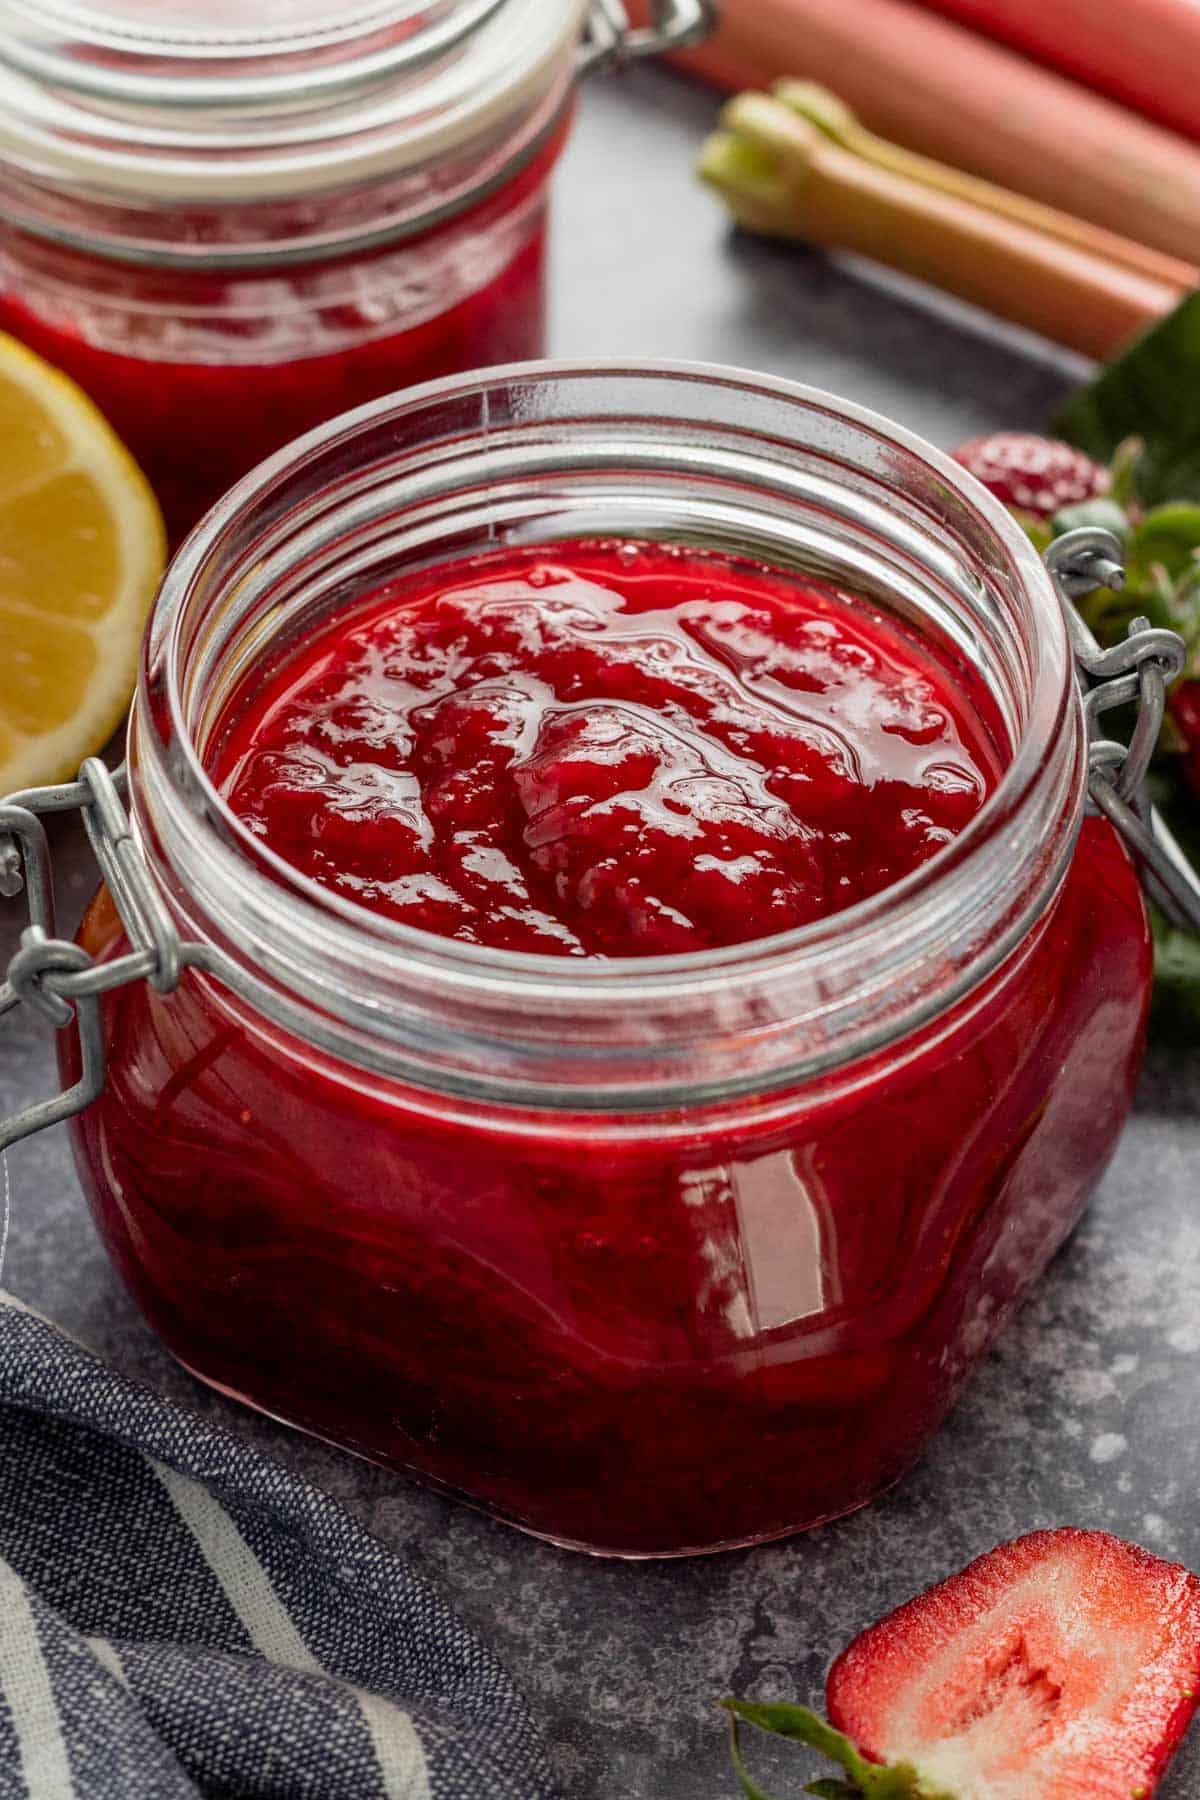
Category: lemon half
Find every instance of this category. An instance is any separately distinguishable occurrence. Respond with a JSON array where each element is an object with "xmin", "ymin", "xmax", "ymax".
[{"xmin": 0, "ymin": 332, "xmax": 166, "ymax": 794}]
